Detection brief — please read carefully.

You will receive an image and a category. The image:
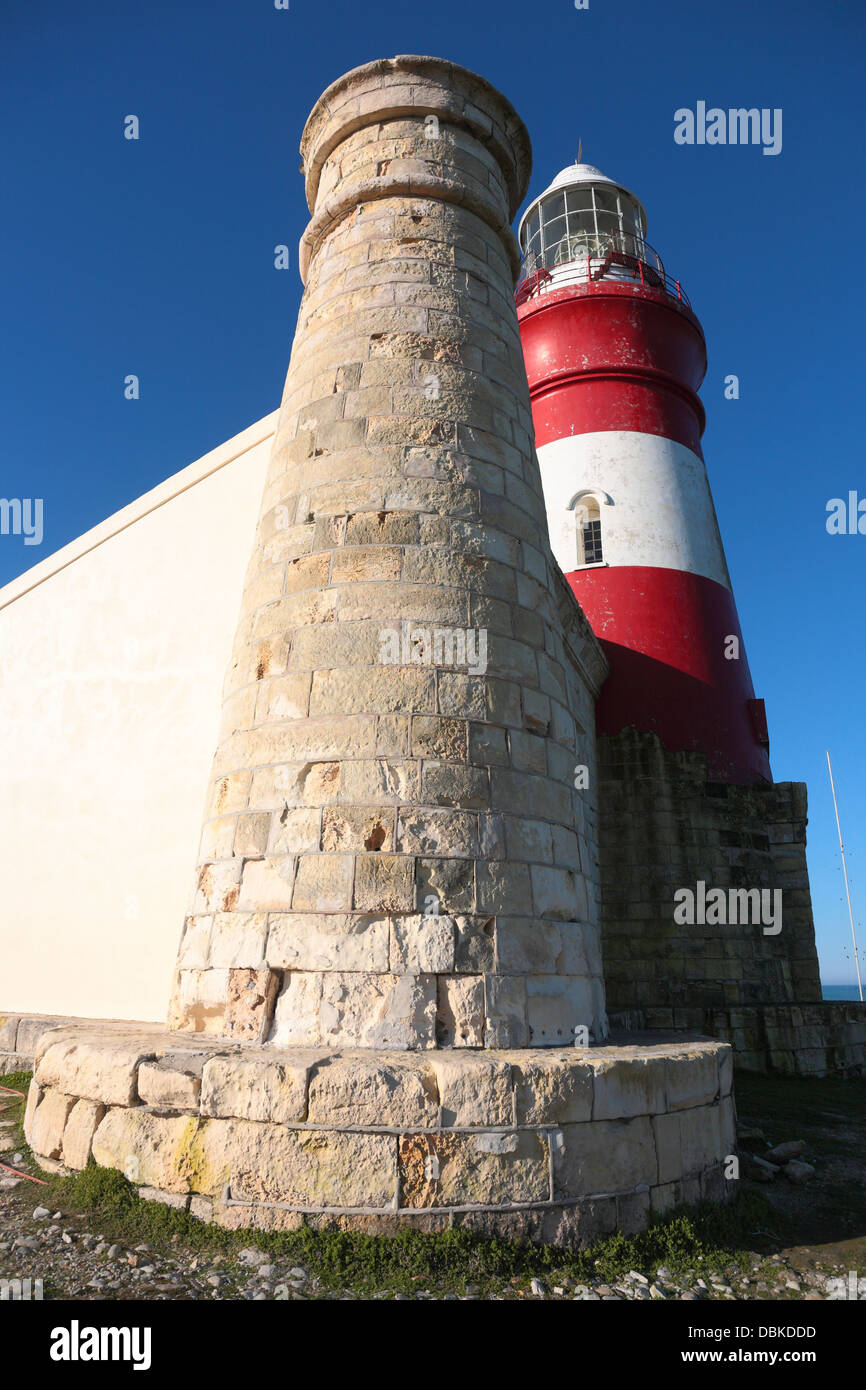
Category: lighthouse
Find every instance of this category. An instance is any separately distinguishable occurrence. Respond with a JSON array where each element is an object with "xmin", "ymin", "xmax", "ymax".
[{"xmin": 516, "ymin": 163, "xmax": 771, "ymax": 784}]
